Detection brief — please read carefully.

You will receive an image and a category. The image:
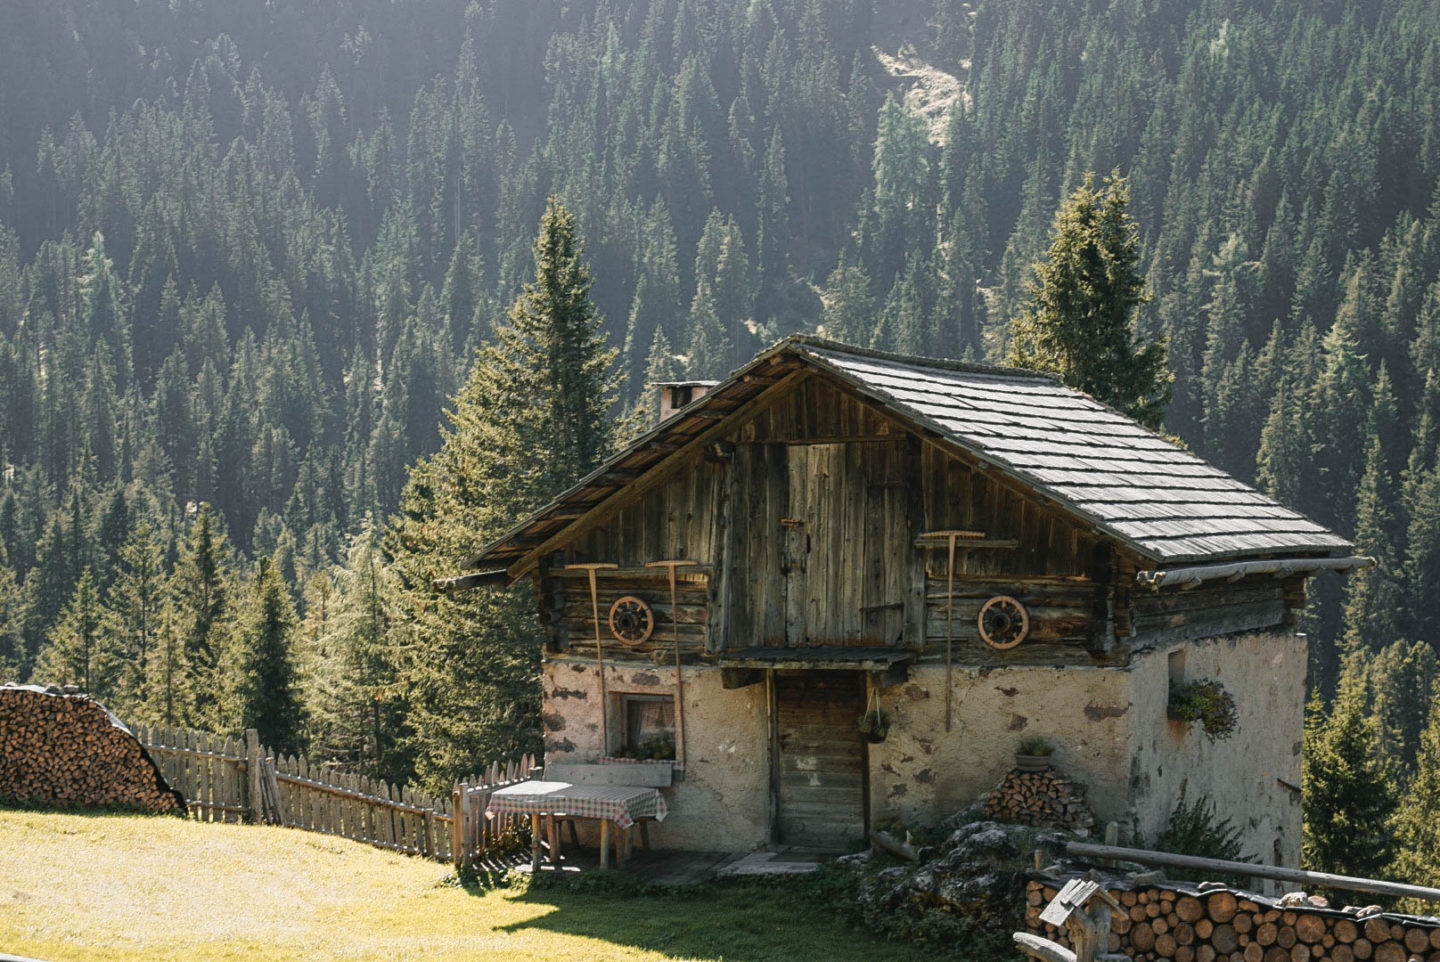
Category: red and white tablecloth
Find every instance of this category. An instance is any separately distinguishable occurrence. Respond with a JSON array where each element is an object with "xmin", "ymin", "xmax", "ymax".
[{"xmin": 484, "ymin": 781, "xmax": 668, "ymax": 830}]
